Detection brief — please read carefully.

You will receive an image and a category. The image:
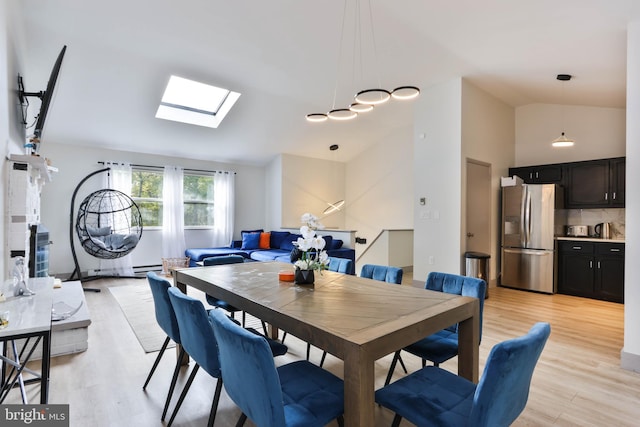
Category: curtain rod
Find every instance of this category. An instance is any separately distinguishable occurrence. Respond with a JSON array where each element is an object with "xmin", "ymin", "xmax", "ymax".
[{"xmin": 97, "ymin": 161, "xmax": 236, "ymax": 175}]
